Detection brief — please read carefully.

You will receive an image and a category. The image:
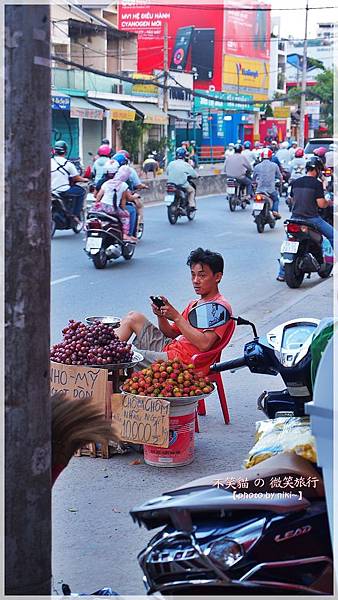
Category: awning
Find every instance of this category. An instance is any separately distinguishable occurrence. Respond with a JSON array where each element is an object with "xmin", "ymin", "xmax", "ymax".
[
  {"xmin": 70, "ymin": 97, "xmax": 104, "ymax": 120},
  {"xmin": 52, "ymin": 91, "xmax": 70, "ymax": 111},
  {"xmin": 129, "ymin": 102, "xmax": 168, "ymax": 125},
  {"xmin": 168, "ymin": 110, "xmax": 192, "ymax": 122},
  {"xmin": 93, "ymin": 99, "xmax": 135, "ymax": 121}
]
